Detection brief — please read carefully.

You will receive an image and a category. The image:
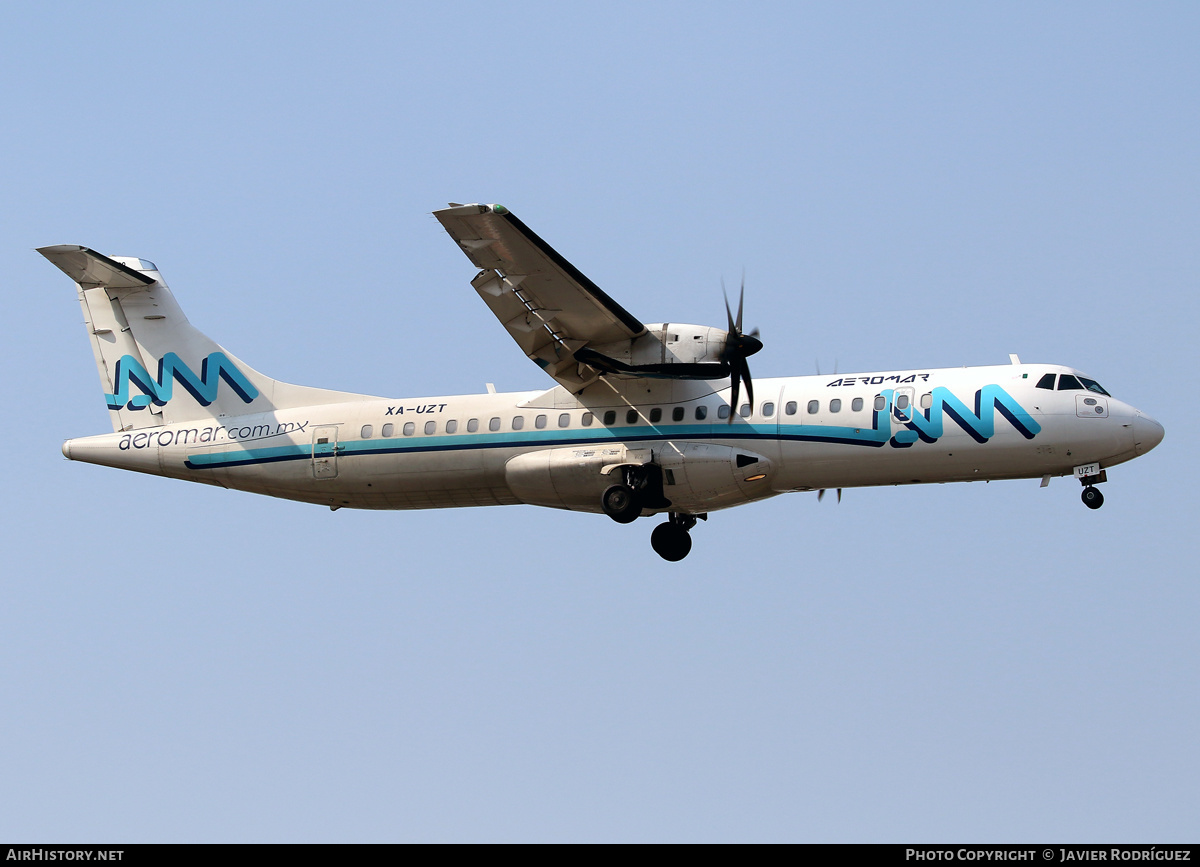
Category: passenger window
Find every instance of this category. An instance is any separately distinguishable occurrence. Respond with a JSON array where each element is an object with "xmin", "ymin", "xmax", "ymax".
[
  {"xmin": 361, "ymin": 424, "xmax": 373, "ymax": 438},
  {"xmin": 467, "ymin": 418, "xmax": 479, "ymax": 433},
  {"xmin": 582, "ymin": 412, "xmax": 594, "ymax": 426},
  {"xmin": 512, "ymin": 416, "xmax": 524, "ymax": 430},
  {"xmin": 672, "ymin": 406, "xmax": 685, "ymax": 422},
  {"xmin": 403, "ymin": 422, "xmax": 415, "ymax": 436},
  {"xmin": 762, "ymin": 402, "xmax": 775, "ymax": 417},
  {"xmin": 851, "ymin": 397, "xmax": 863, "ymax": 412},
  {"xmin": 446, "ymin": 420, "xmax": 458, "ymax": 434},
  {"xmin": 649, "ymin": 408, "xmax": 662, "ymax": 423},
  {"xmin": 896, "ymin": 394, "xmax": 910, "ymax": 410},
  {"xmin": 717, "ymin": 405, "xmax": 731, "ymax": 419},
  {"xmin": 489, "ymin": 417, "xmax": 500, "ymax": 431},
  {"xmin": 807, "ymin": 400, "xmax": 819, "ymax": 414},
  {"xmin": 1058, "ymin": 375, "xmax": 1084, "ymax": 391},
  {"xmin": 382, "ymin": 423, "xmax": 394, "ymax": 437},
  {"xmin": 920, "ymin": 393, "xmax": 932, "ymax": 409},
  {"xmin": 829, "ymin": 399, "xmax": 841, "ymax": 413},
  {"xmin": 740, "ymin": 404, "xmax": 751, "ymax": 417},
  {"xmin": 425, "ymin": 420, "xmax": 436, "ymax": 435},
  {"xmin": 603, "ymin": 411, "xmax": 616, "ymax": 425},
  {"xmin": 535, "ymin": 414, "xmax": 547, "ymax": 429},
  {"xmin": 695, "ymin": 406, "xmax": 708, "ymax": 420},
  {"xmin": 874, "ymin": 395, "xmax": 886, "ymax": 411},
  {"xmin": 785, "ymin": 401, "xmax": 797, "ymax": 415},
  {"xmin": 626, "ymin": 410, "xmax": 638, "ymax": 424},
  {"xmin": 558, "ymin": 413, "xmax": 571, "ymax": 428}
]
